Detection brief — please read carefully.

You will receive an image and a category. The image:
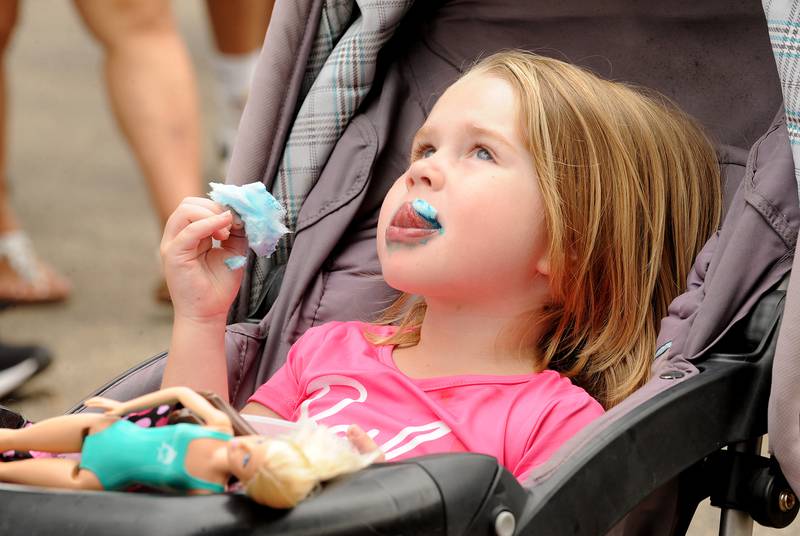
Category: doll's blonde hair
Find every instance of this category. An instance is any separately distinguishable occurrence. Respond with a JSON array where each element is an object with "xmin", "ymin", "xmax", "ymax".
[
  {"xmin": 368, "ymin": 50, "xmax": 721, "ymax": 409},
  {"xmin": 244, "ymin": 424, "xmax": 376, "ymax": 508}
]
